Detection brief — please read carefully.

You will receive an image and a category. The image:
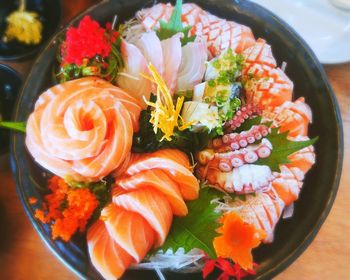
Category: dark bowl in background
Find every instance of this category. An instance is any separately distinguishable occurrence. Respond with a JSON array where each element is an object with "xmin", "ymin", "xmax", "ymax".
[
  {"xmin": 0, "ymin": 64, "xmax": 21, "ymax": 155},
  {"xmin": 10, "ymin": 0, "xmax": 343, "ymax": 279},
  {"xmin": 0, "ymin": 0, "xmax": 61, "ymax": 61}
]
